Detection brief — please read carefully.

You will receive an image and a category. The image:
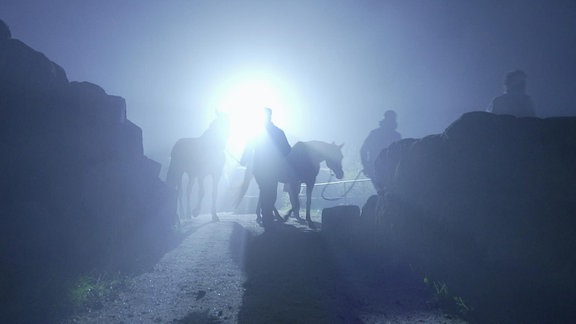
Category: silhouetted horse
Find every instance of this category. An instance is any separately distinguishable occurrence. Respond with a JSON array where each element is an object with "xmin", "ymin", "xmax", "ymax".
[
  {"xmin": 235, "ymin": 140, "xmax": 344, "ymax": 228},
  {"xmin": 283, "ymin": 141, "xmax": 344, "ymax": 227},
  {"xmin": 166, "ymin": 113, "xmax": 230, "ymax": 222}
]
